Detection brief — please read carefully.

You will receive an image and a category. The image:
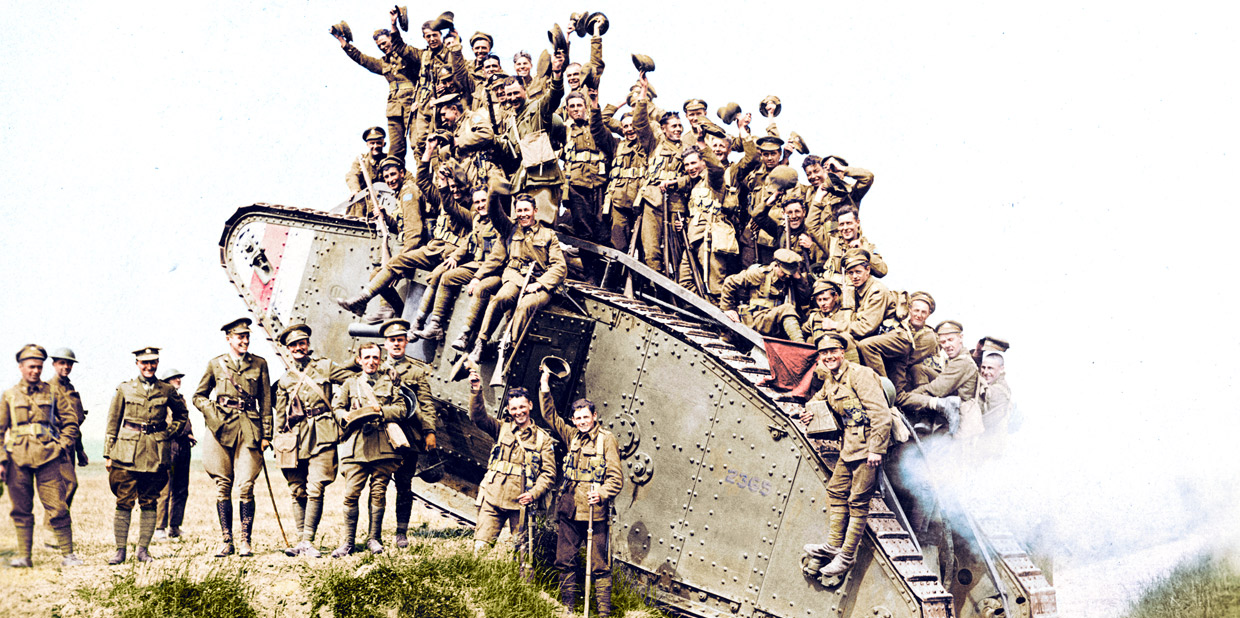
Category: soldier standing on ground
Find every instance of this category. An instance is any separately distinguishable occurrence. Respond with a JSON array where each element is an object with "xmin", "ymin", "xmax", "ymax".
[
  {"xmin": 154, "ymin": 367, "xmax": 195, "ymax": 541},
  {"xmin": 801, "ymin": 333, "xmax": 892, "ymax": 577},
  {"xmin": 272, "ymin": 324, "xmax": 354, "ymax": 557},
  {"xmin": 0, "ymin": 345, "xmax": 81, "ymax": 567},
  {"xmin": 538, "ymin": 366, "xmax": 623, "ymax": 617},
  {"xmin": 331, "ymin": 342, "xmax": 407, "ymax": 557},
  {"xmin": 378, "ymin": 319, "xmax": 439, "ymax": 548},
  {"xmin": 104, "ymin": 347, "xmax": 189, "ymax": 564},
  {"xmin": 468, "ymin": 370, "xmax": 556, "ymax": 553},
  {"xmin": 46, "ymin": 348, "xmax": 85, "ymax": 548},
  {"xmin": 193, "ymin": 318, "xmax": 273, "ymax": 557}
]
